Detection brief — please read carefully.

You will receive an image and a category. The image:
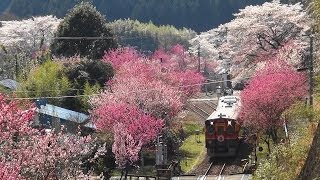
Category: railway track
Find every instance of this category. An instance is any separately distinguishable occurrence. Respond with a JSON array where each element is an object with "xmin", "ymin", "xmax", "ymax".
[
  {"xmin": 189, "ymin": 153, "xmax": 249, "ymax": 178},
  {"xmin": 187, "ymin": 94, "xmax": 217, "ymax": 120},
  {"xmin": 187, "ymin": 103, "xmax": 209, "ymax": 119},
  {"xmin": 190, "ymin": 94, "xmax": 218, "ymax": 109},
  {"xmin": 198, "ymin": 162, "xmax": 226, "ymax": 180}
]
